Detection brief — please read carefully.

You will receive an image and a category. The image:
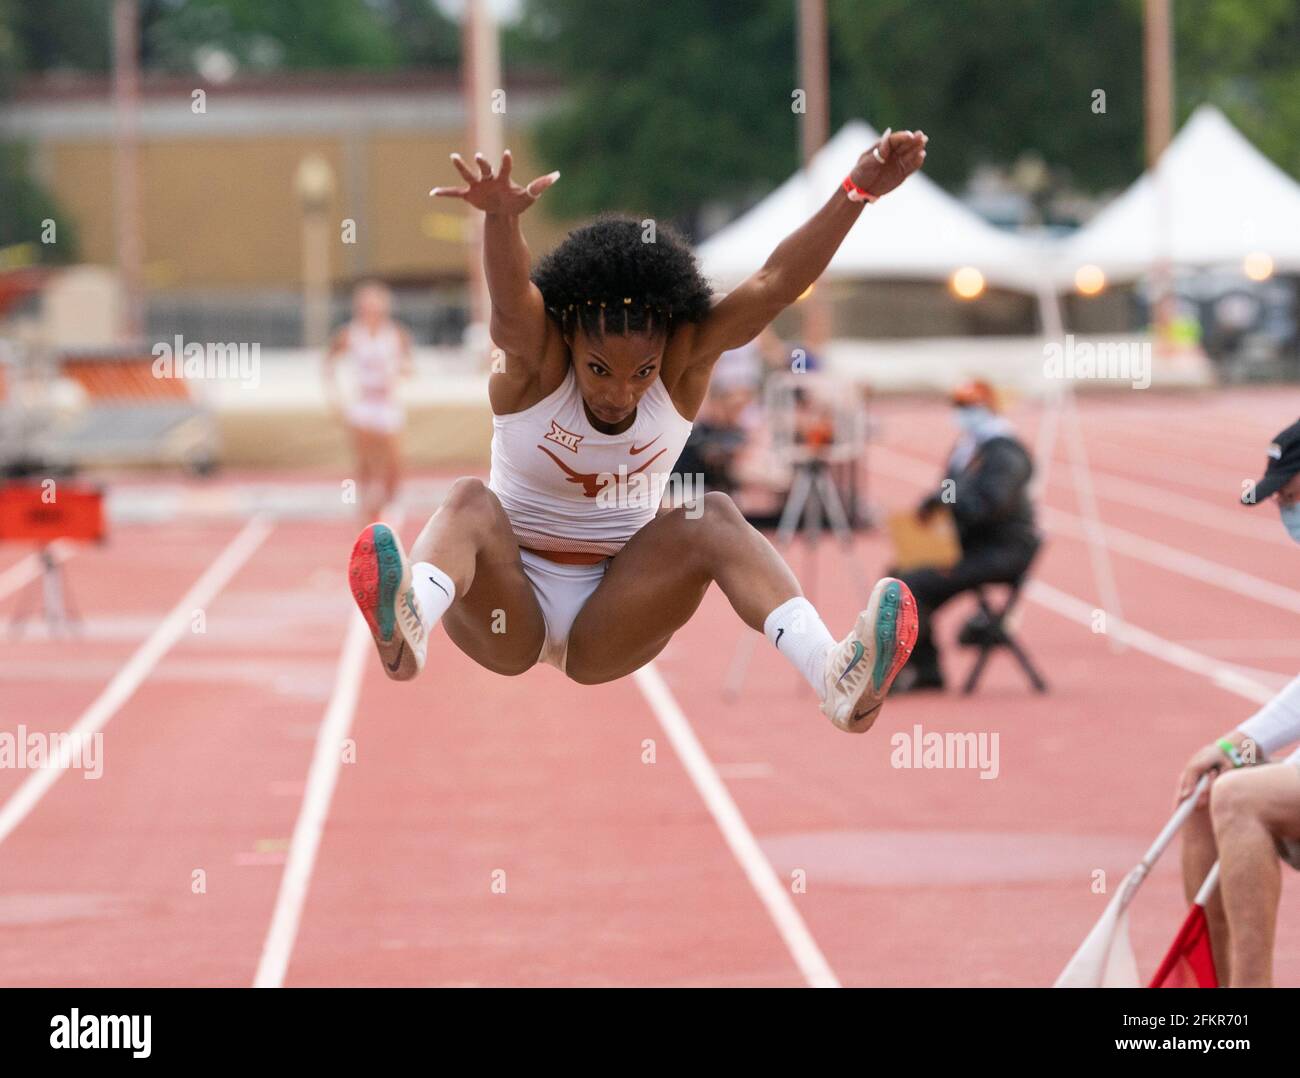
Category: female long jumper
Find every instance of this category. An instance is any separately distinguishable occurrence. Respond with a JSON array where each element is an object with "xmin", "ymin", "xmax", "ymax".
[{"xmin": 348, "ymin": 128, "xmax": 928, "ymax": 732}]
